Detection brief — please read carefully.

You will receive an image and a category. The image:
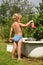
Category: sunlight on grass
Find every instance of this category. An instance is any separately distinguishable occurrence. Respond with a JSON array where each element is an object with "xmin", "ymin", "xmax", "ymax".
[{"xmin": 0, "ymin": 41, "xmax": 43, "ymax": 65}]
